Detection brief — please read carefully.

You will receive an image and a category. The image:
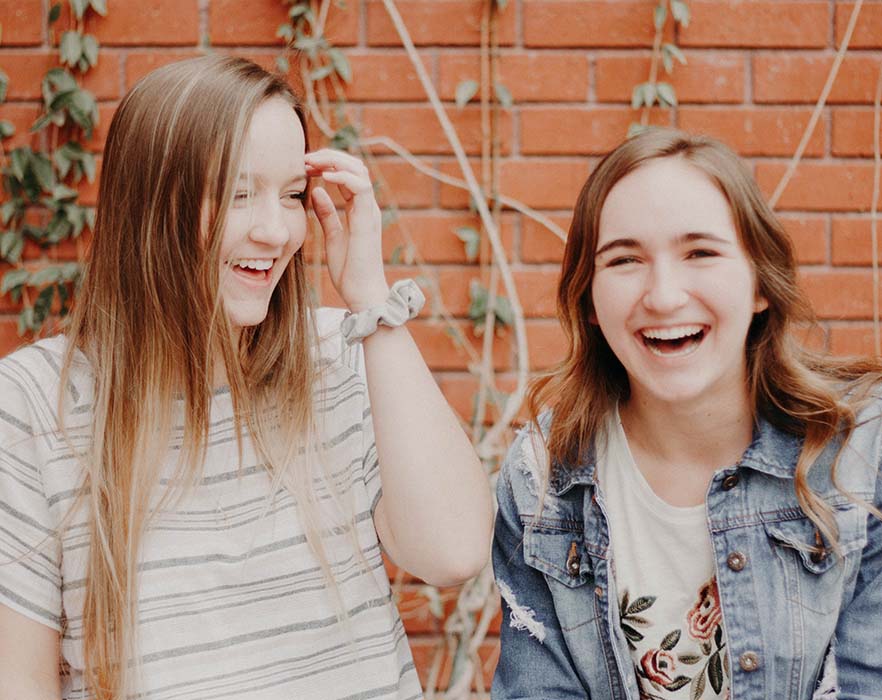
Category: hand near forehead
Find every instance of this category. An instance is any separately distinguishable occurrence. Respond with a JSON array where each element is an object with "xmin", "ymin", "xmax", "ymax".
[{"xmin": 306, "ymin": 149, "xmax": 390, "ymax": 312}]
